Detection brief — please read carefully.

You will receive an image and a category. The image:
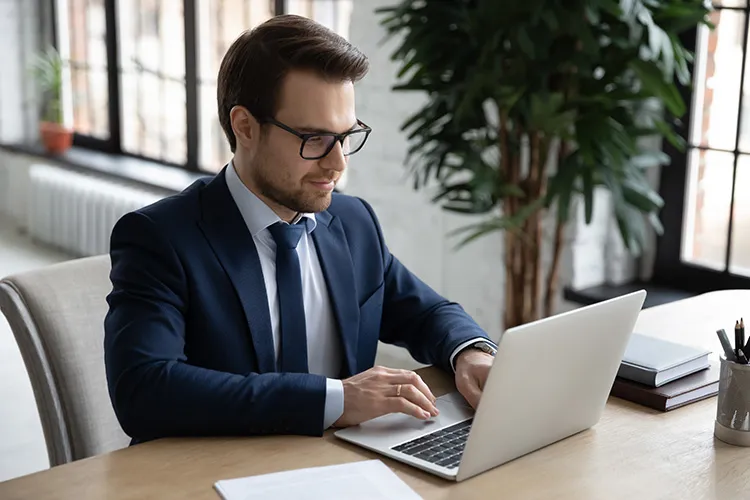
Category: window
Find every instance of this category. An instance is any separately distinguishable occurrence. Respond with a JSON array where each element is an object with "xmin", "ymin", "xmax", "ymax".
[
  {"xmin": 655, "ymin": 1, "xmax": 750, "ymax": 291},
  {"xmin": 56, "ymin": 0, "xmax": 110, "ymax": 139},
  {"xmin": 54, "ymin": 0, "xmax": 353, "ymax": 172},
  {"xmin": 117, "ymin": 0, "xmax": 187, "ymax": 165}
]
